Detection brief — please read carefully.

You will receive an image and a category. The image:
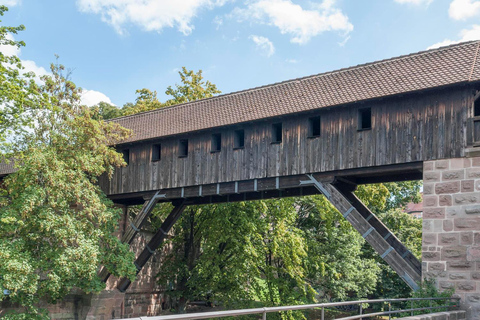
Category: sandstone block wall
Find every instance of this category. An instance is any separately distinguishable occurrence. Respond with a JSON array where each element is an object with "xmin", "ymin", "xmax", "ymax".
[{"xmin": 423, "ymin": 157, "xmax": 480, "ymax": 319}]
